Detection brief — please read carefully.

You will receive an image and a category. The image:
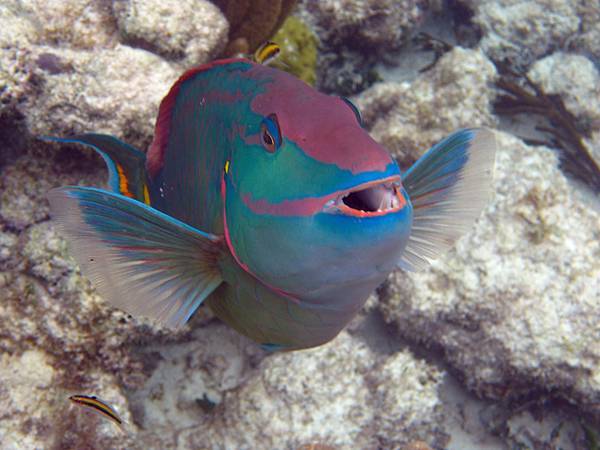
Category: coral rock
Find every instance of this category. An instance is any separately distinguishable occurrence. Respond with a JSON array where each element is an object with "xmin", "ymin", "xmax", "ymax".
[
  {"xmin": 180, "ymin": 332, "xmax": 447, "ymax": 449},
  {"xmin": 298, "ymin": 0, "xmax": 428, "ymax": 94},
  {"xmin": 573, "ymin": 3, "xmax": 600, "ymax": 61},
  {"xmin": 25, "ymin": 45, "xmax": 178, "ymax": 148},
  {"xmin": 113, "ymin": 0, "xmax": 228, "ymax": 66},
  {"xmin": 528, "ymin": 51, "xmax": 600, "ymax": 167},
  {"xmin": 0, "ymin": 350, "xmax": 57, "ymax": 449},
  {"xmin": 467, "ymin": 0, "xmax": 597, "ymax": 67},
  {"xmin": 12, "ymin": 0, "xmax": 117, "ymax": 49},
  {"xmin": 355, "ymin": 47, "xmax": 497, "ymax": 166},
  {"xmin": 0, "ymin": 142, "xmax": 106, "ymax": 230},
  {"xmin": 300, "ymin": 0, "xmax": 426, "ymax": 52},
  {"xmin": 528, "ymin": 52, "xmax": 600, "ymax": 126}
]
